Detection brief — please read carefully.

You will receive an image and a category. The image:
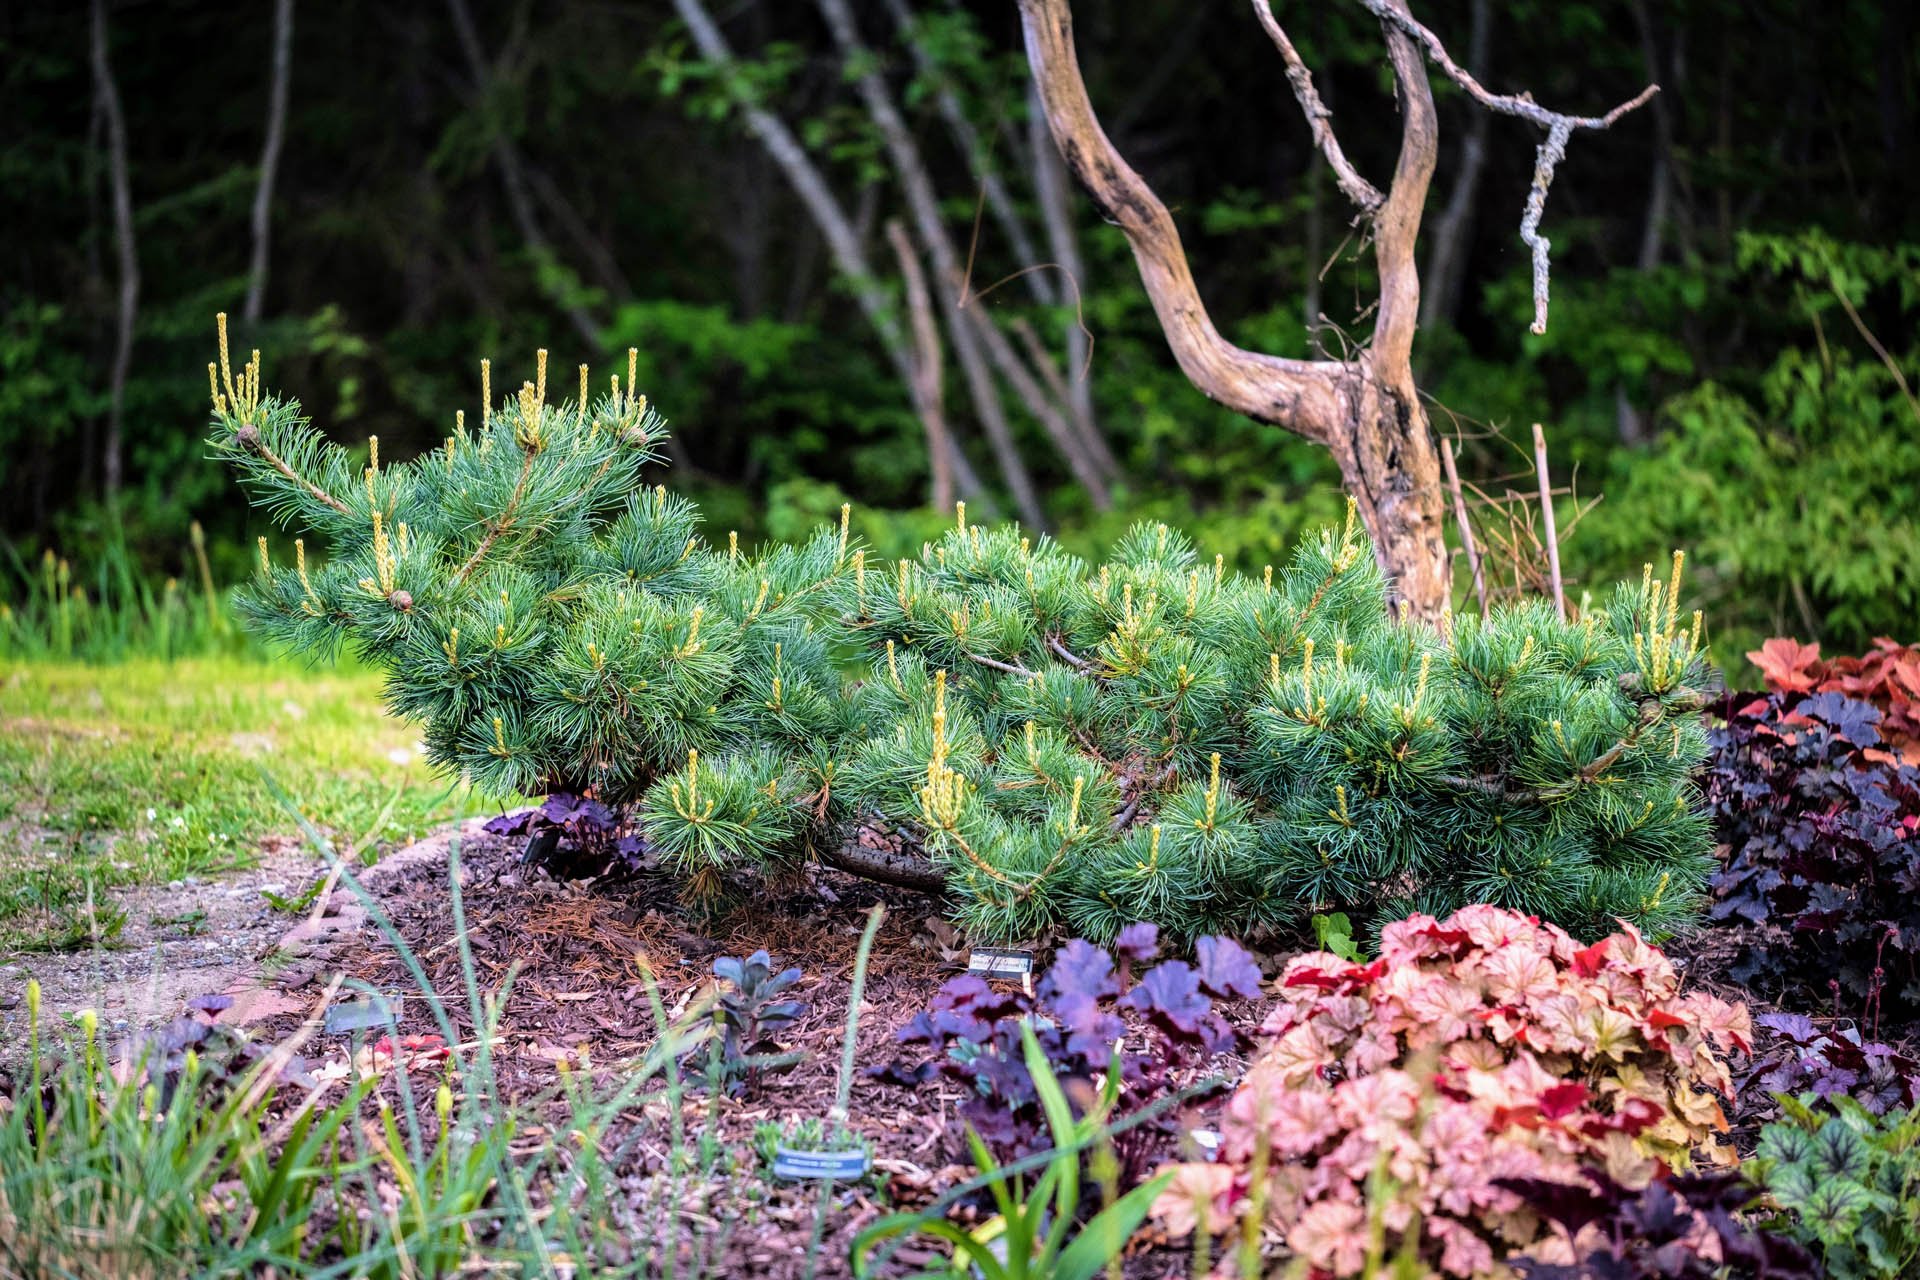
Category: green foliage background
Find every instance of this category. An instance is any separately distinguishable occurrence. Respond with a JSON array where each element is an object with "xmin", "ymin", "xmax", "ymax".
[{"xmin": 2, "ymin": 1, "xmax": 1916, "ymax": 669}]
